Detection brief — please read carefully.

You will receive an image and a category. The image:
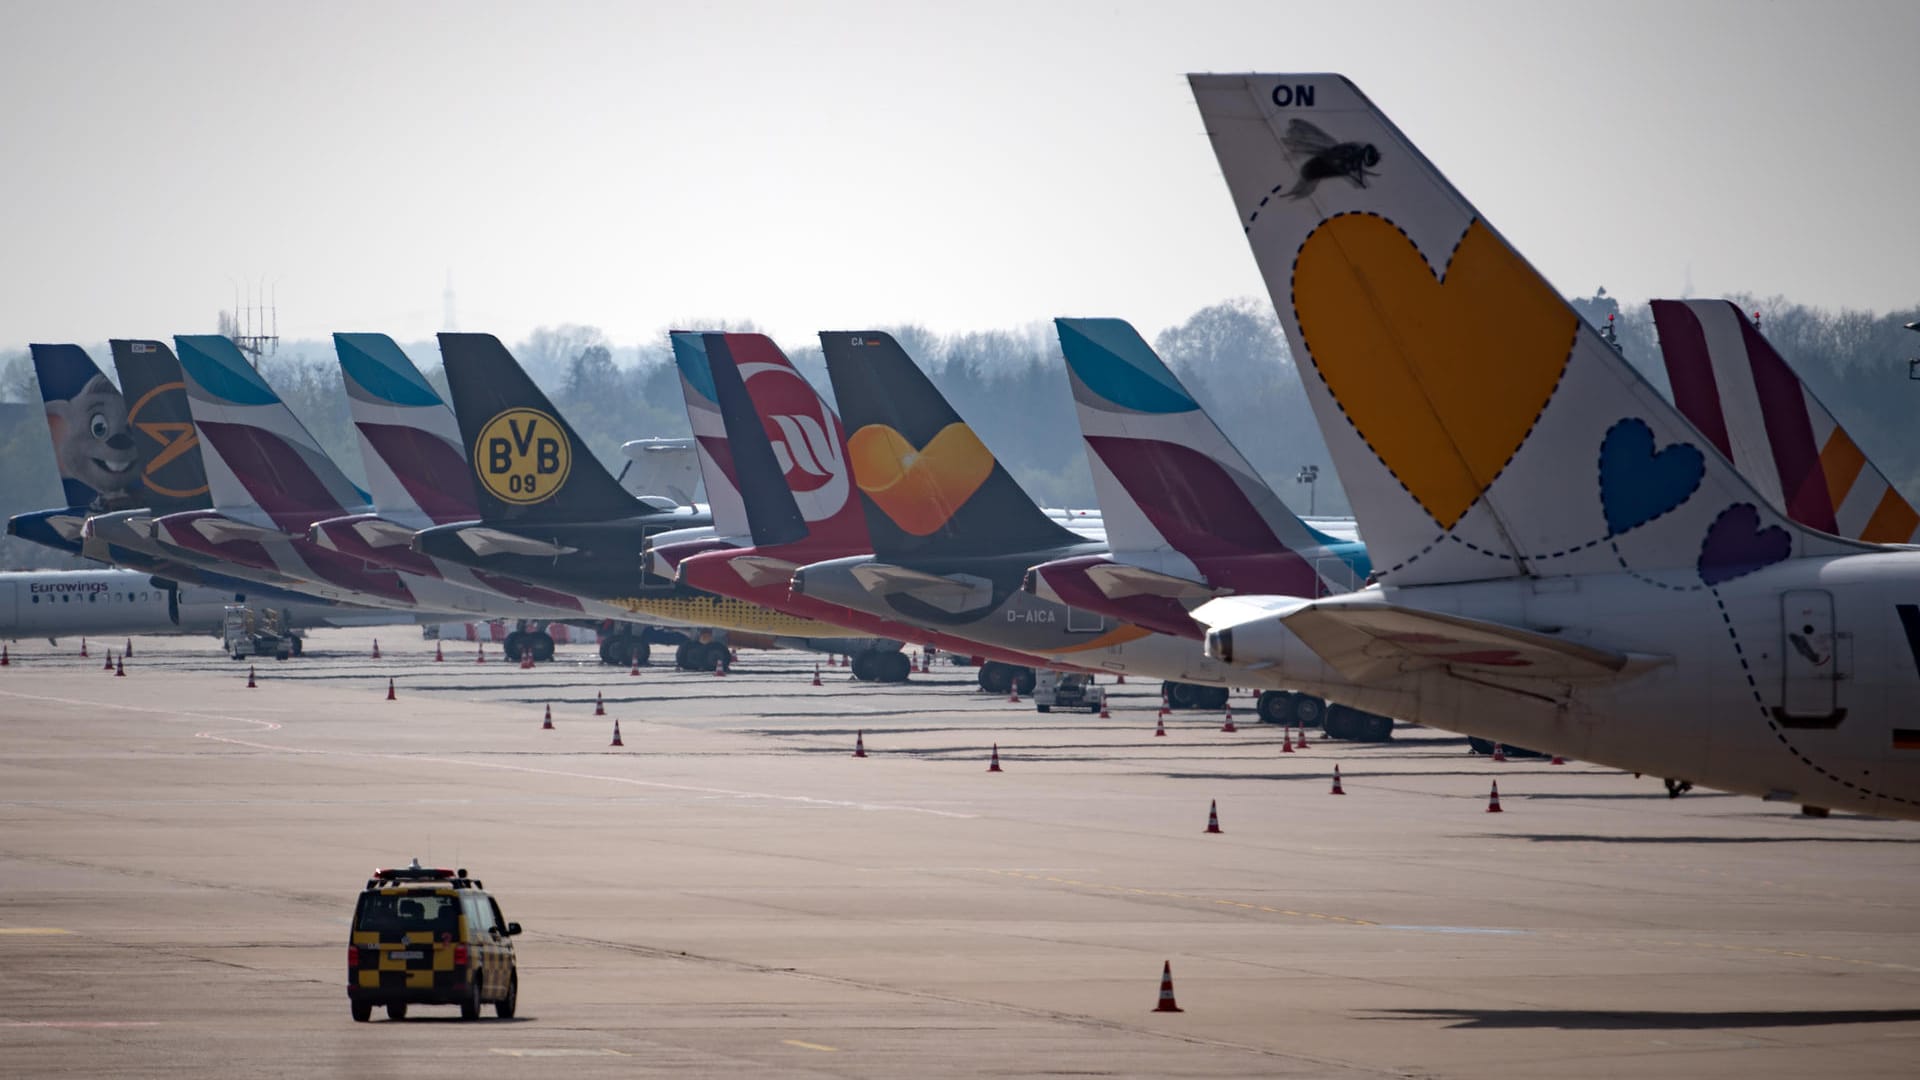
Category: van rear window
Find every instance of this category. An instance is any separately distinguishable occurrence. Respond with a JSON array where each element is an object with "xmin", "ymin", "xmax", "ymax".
[{"xmin": 355, "ymin": 893, "xmax": 461, "ymax": 934}]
